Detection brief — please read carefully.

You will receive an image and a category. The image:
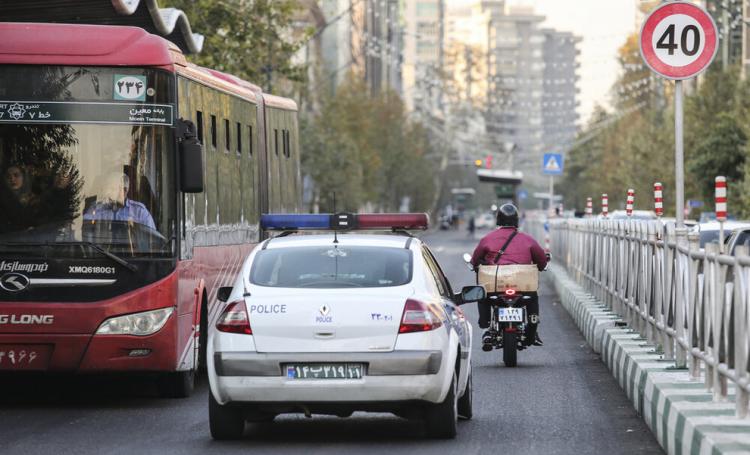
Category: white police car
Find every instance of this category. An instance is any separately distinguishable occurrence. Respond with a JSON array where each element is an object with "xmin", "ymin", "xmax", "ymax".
[{"xmin": 207, "ymin": 213, "xmax": 485, "ymax": 440}]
